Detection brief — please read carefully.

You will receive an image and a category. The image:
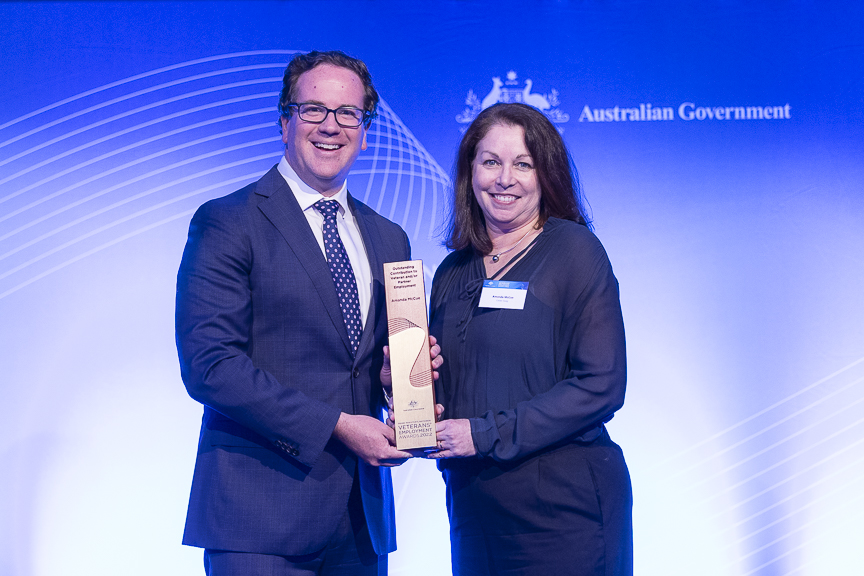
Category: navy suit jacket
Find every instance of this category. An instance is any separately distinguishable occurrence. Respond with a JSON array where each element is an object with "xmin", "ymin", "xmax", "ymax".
[{"xmin": 175, "ymin": 165, "xmax": 410, "ymax": 556}]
